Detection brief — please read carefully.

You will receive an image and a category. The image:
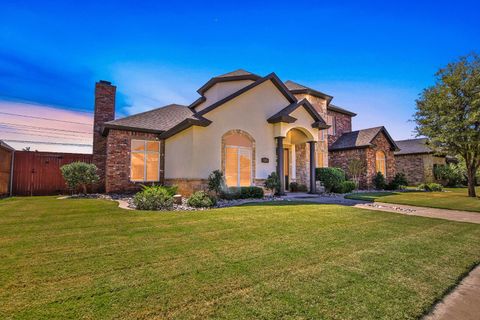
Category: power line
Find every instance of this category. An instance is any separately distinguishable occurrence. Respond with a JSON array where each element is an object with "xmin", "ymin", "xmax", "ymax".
[
  {"xmin": 0, "ymin": 124, "xmax": 91, "ymax": 137},
  {"xmin": 0, "ymin": 111, "xmax": 92, "ymax": 126},
  {"xmin": 0, "ymin": 121, "xmax": 92, "ymax": 134},
  {"xmin": 3, "ymin": 139, "xmax": 92, "ymax": 147},
  {"xmin": 0, "ymin": 128, "xmax": 91, "ymax": 141}
]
